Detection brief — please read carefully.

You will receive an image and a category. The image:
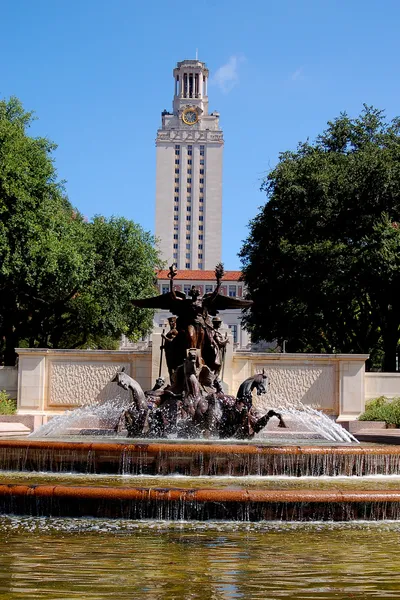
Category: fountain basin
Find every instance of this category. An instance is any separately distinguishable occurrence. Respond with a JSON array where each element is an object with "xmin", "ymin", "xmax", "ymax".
[
  {"xmin": 0, "ymin": 482, "xmax": 400, "ymax": 520},
  {"xmin": 1, "ymin": 439, "xmax": 400, "ymax": 476}
]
